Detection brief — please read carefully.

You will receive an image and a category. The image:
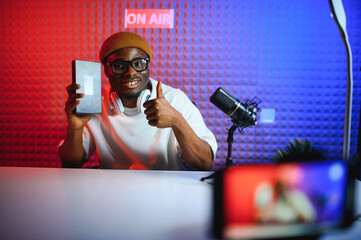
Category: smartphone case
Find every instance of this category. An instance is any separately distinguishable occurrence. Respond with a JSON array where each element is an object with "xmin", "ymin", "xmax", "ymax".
[{"xmin": 72, "ymin": 60, "xmax": 102, "ymax": 114}]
